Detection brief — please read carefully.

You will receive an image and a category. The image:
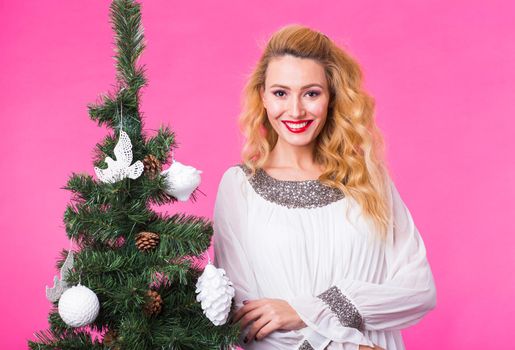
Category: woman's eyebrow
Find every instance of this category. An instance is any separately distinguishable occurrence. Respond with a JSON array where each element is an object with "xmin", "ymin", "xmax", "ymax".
[{"xmin": 270, "ymin": 83, "xmax": 324, "ymax": 89}]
